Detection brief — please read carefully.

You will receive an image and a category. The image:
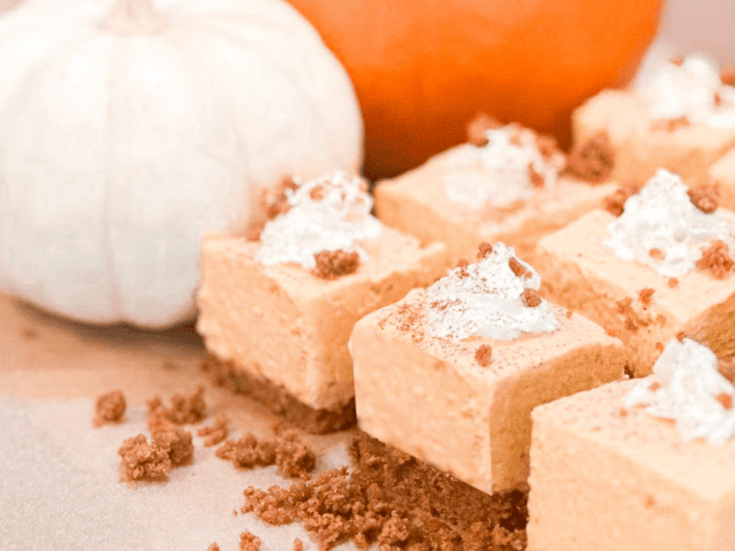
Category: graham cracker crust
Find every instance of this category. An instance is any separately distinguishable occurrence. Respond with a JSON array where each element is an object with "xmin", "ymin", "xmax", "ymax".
[
  {"xmin": 350, "ymin": 431, "xmax": 528, "ymax": 544},
  {"xmin": 201, "ymin": 355, "xmax": 356, "ymax": 434}
]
